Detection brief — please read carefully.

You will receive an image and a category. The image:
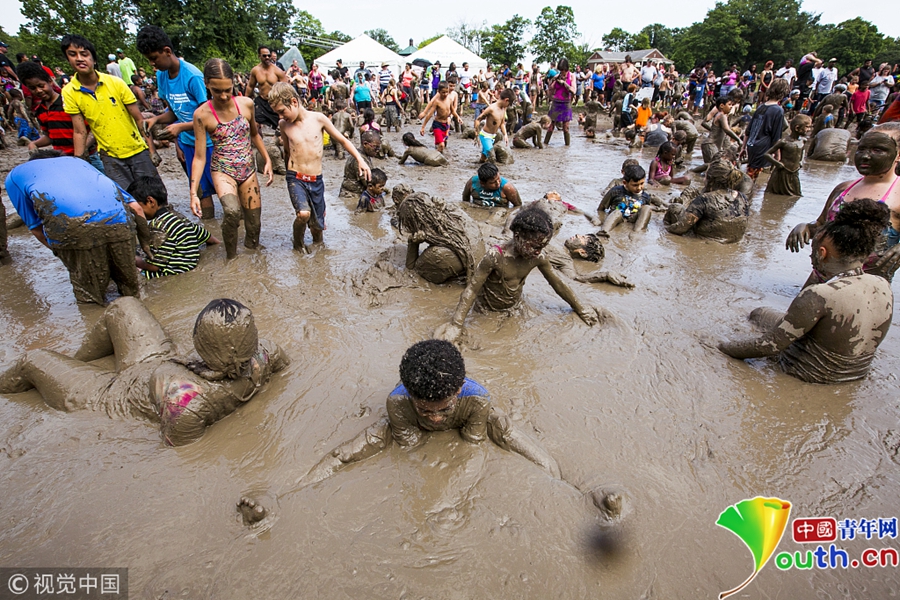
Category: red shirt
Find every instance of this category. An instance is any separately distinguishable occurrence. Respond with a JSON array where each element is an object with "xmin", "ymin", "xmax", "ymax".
[
  {"xmin": 33, "ymin": 95, "xmax": 76, "ymax": 155},
  {"xmin": 850, "ymin": 89, "xmax": 870, "ymax": 114}
]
